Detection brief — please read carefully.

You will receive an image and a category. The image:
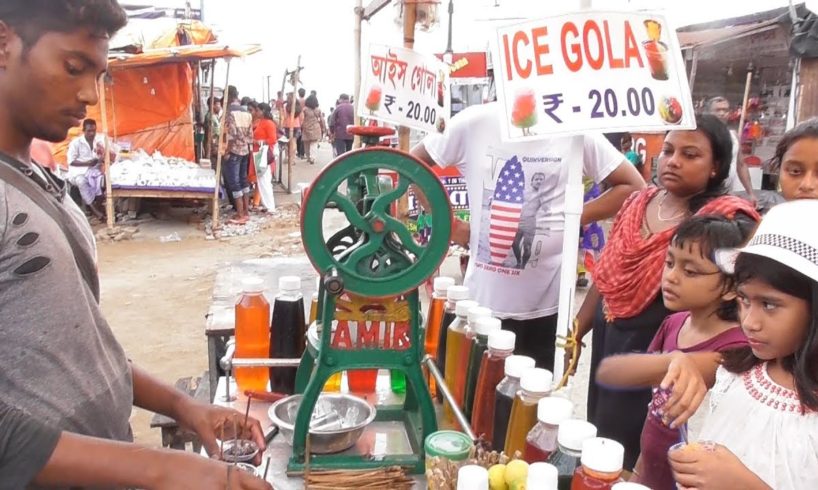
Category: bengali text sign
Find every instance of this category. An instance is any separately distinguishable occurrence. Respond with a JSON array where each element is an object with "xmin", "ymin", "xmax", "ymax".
[{"xmin": 359, "ymin": 44, "xmax": 451, "ymax": 133}]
